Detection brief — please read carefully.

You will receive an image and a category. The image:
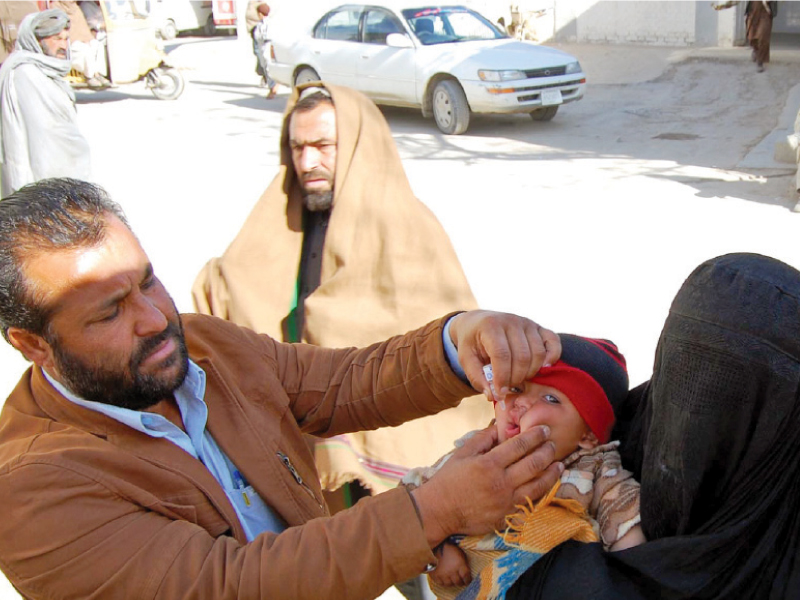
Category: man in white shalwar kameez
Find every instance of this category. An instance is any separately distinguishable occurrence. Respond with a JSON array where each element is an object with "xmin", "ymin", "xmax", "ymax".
[{"xmin": 0, "ymin": 8, "xmax": 91, "ymax": 197}]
